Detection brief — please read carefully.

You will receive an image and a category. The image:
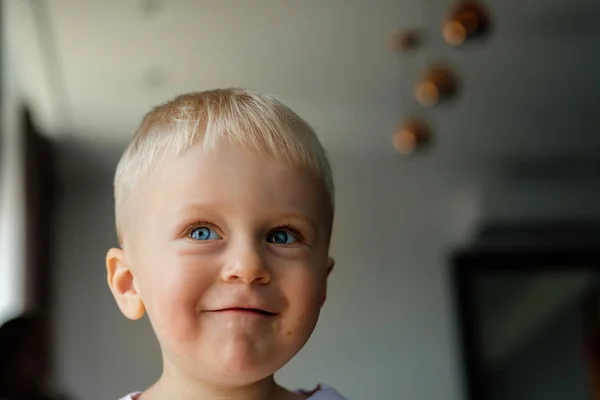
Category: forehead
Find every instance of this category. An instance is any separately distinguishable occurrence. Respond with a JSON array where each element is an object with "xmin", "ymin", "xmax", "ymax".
[{"xmin": 136, "ymin": 142, "xmax": 331, "ymax": 227}]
